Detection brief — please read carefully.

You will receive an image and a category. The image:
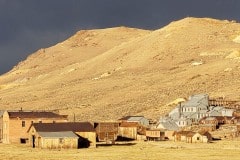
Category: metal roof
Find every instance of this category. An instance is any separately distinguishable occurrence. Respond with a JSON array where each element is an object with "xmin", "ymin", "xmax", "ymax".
[
  {"xmin": 119, "ymin": 116, "xmax": 145, "ymax": 121},
  {"xmin": 157, "ymin": 120, "xmax": 179, "ymax": 131},
  {"xmin": 38, "ymin": 131, "xmax": 79, "ymax": 138},
  {"xmin": 183, "ymin": 94, "xmax": 209, "ymax": 107}
]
